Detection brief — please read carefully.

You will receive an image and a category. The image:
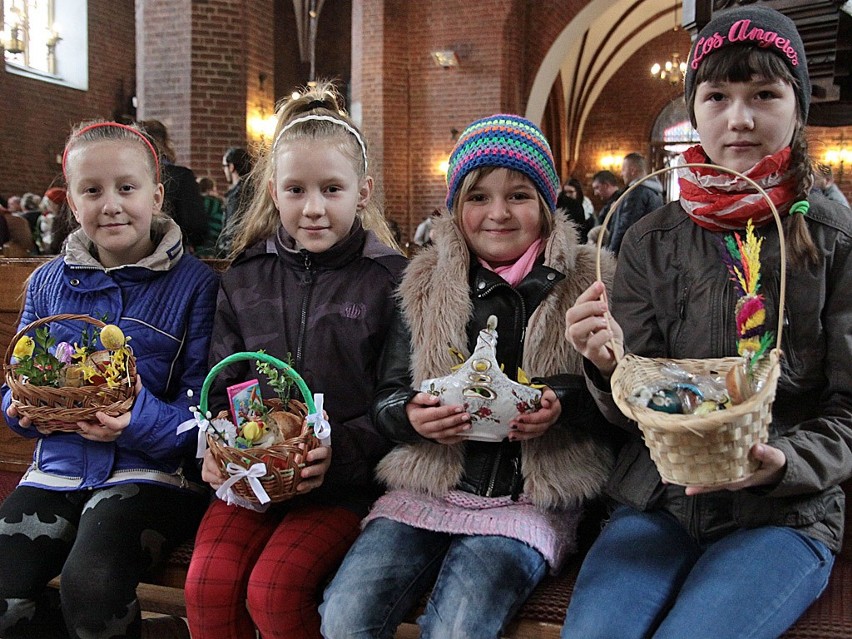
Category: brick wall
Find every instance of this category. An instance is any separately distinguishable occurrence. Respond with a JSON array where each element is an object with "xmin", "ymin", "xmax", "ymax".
[
  {"xmin": 355, "ymin": 0, "xmax": 524, "ymax": 242},
  {"xmin": 138, "ymin": 0, "xmax": 274, "ymax": 195},
  {"xmin": 2, "ymin": 0, "xmax": 850, "ymax": 226},
  {"xmin": 0, "ymin": 0, "xmax": 136, "ymax": 198}
]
